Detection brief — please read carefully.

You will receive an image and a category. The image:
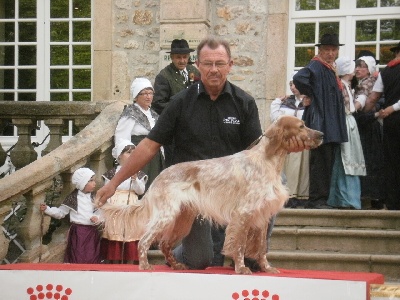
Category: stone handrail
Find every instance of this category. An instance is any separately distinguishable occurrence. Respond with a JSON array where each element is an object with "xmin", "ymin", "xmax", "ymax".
[{"xmin": 0, "ymin": 100, "xmax": 127, "ymax": 263}]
